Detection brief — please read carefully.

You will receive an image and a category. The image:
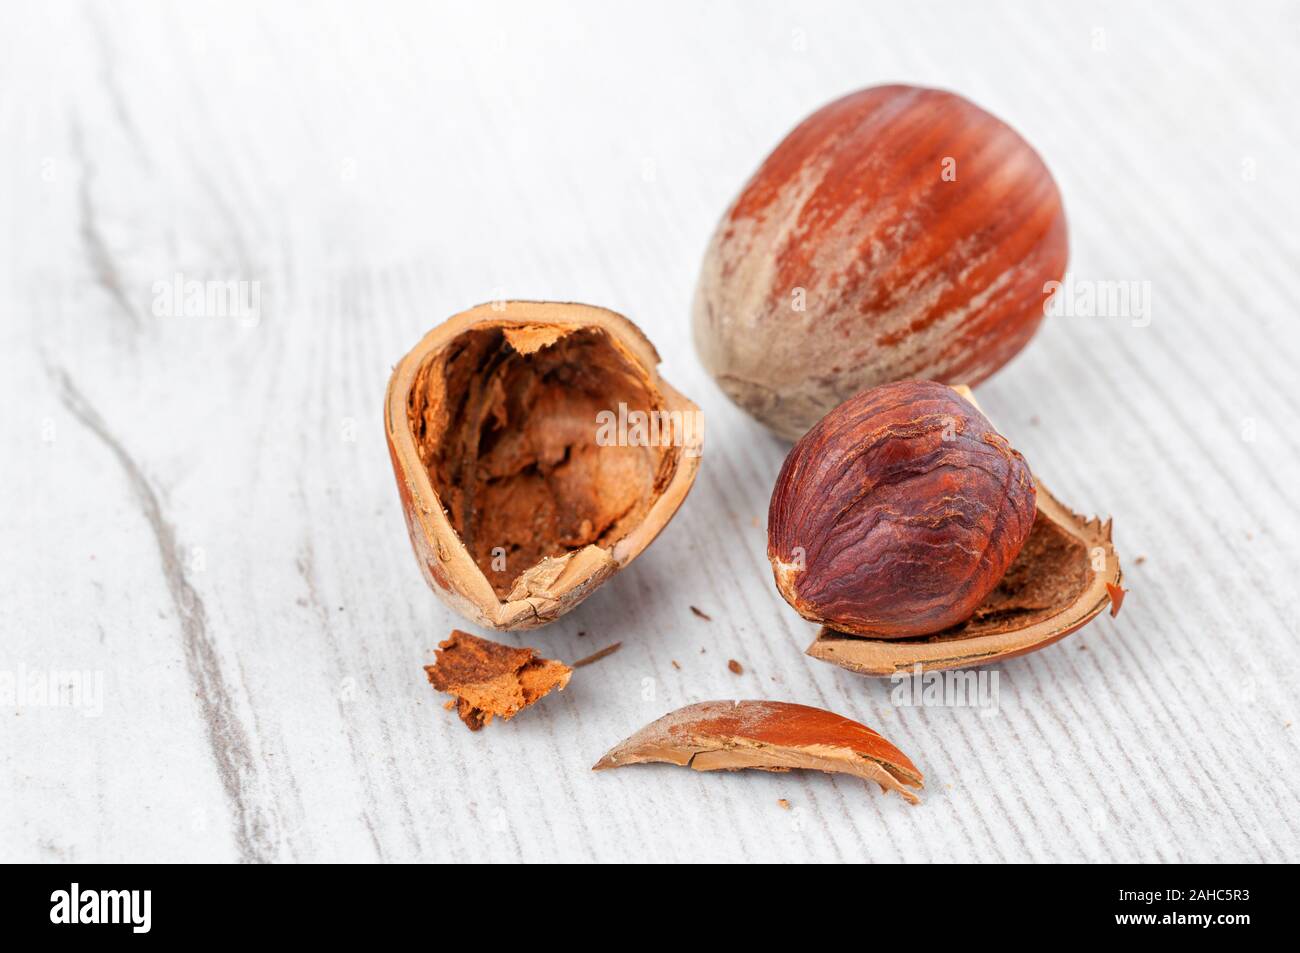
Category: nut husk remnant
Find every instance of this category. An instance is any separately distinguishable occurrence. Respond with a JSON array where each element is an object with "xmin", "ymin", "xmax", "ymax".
[
  {"xmin": 594, "ymin": 700, "xmax": 923, "ymax": 804},
  {"xmin": 425, "ymin": 629, "xmax": 572, "ymax": 731},
  {"xmin": 805, "ymin": 386, "xmax": 1122, "ymax": 675},
  {"xmin": 386, "ymin": 301, "xmax": 702, "ymax": 630}
]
